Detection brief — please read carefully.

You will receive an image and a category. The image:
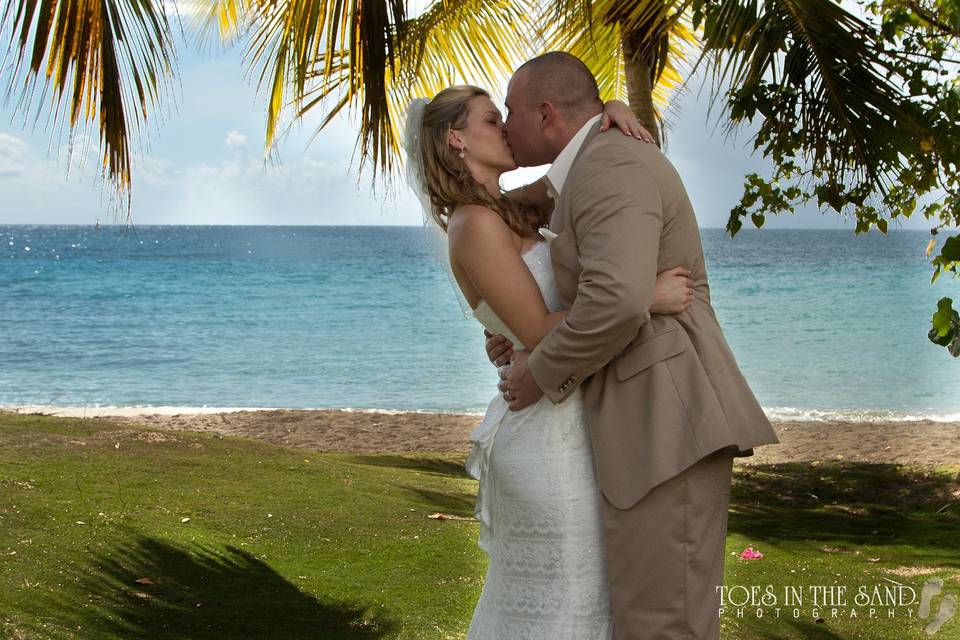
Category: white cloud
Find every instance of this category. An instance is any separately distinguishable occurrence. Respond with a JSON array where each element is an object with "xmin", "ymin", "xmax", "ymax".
[
  {"xmin": 225, "ymin": 130, "xmax": 247, "ymax": 149},
  {"xmin": 136, "ymin": 156, "xmax": 179, "ymax": 187},
  {"xmin": 0, "ymin": 133, "xmax": 33, "ymax": 179}
]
